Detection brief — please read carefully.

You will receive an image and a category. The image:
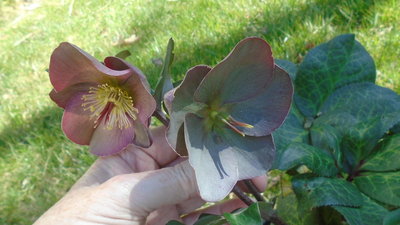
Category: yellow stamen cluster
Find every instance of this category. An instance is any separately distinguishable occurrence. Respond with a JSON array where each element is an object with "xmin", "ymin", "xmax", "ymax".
[{"xmin": 81, "ymin": 83, "xmax": 138, "ymax": 130}]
